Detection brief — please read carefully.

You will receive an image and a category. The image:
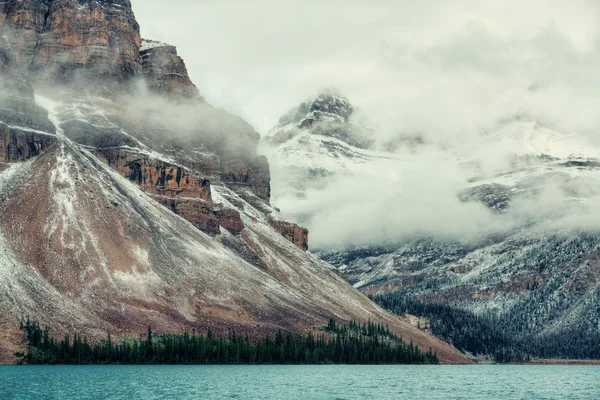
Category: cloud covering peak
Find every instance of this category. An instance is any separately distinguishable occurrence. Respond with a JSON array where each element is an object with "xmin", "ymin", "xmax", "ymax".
[
  {"xmin": 132, "ymin": 0, "xmax": 600, "ymax": 249},
  {"xmin": 132, "ymin": 0, "xmax": 600, "ymax": 141}
]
